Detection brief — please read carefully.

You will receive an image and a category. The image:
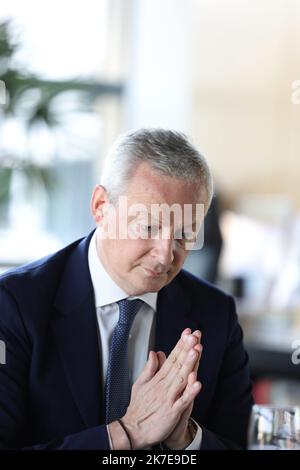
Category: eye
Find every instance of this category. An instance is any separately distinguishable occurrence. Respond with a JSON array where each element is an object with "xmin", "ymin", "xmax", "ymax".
[
  {"xmin": 142, "ymin": 225, "xmax": 153, "ymax": 232},
  {"xmin": 140, "ymin": 224, "xmax": 159, "ymax": 235},
  {"xmin": 174, "ymin": 229, "xmax": 197, "ymax": 249},
  {"xmin": 174, "ymin": 229, "xmax": 189, "ymax": 240},
  {"xmin": 182, "ymin": 231, "xmax": 188, "ymax": 239}
]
